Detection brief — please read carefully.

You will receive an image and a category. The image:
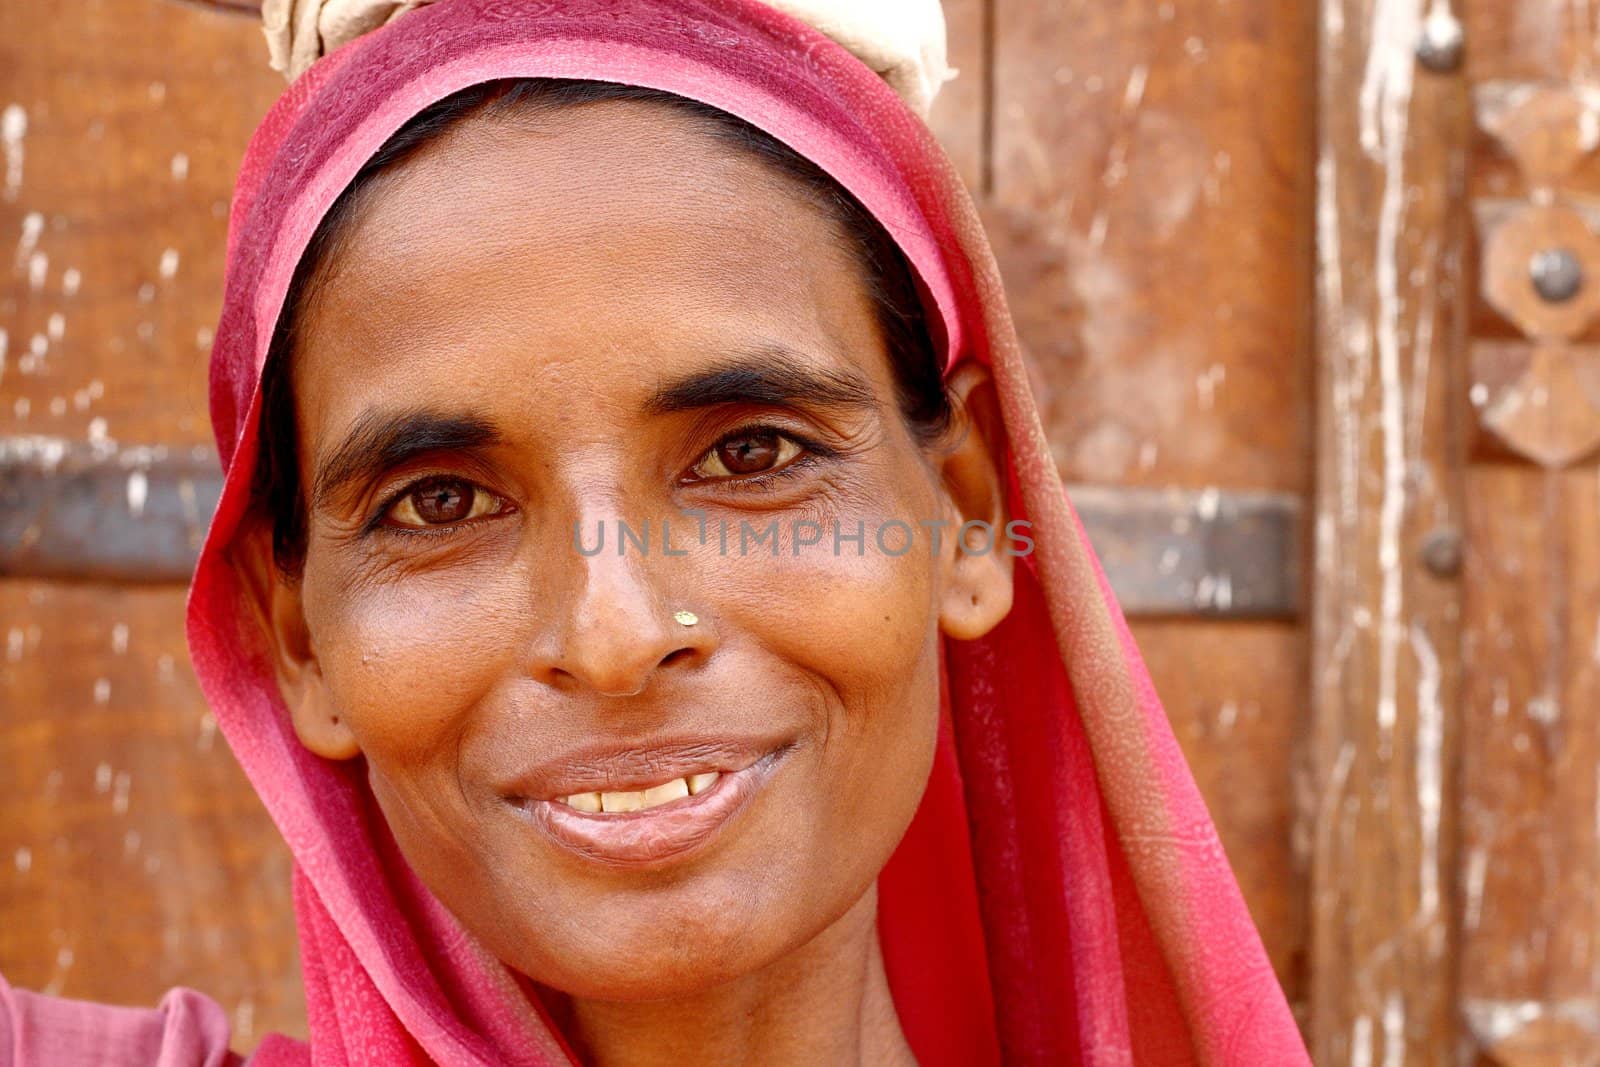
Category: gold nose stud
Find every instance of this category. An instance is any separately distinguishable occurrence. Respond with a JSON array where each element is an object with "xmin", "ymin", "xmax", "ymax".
[{"xmin": 672, "ymin": 610, "xmax": 700, "ymax": 627}]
